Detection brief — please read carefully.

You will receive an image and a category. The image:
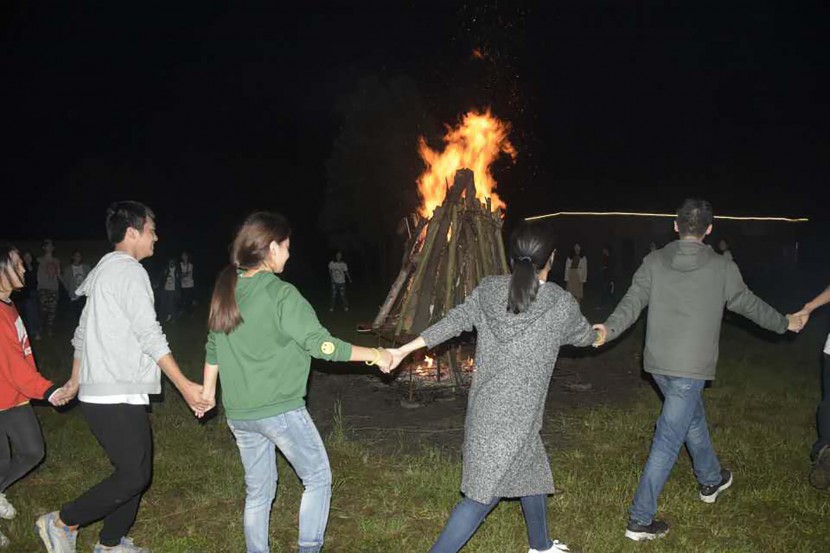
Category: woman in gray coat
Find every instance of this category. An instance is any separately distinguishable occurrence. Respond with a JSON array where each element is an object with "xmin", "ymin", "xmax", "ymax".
[{"xmin": 386, "ymin": 222, "xmax": 599, "ymax": 553}]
